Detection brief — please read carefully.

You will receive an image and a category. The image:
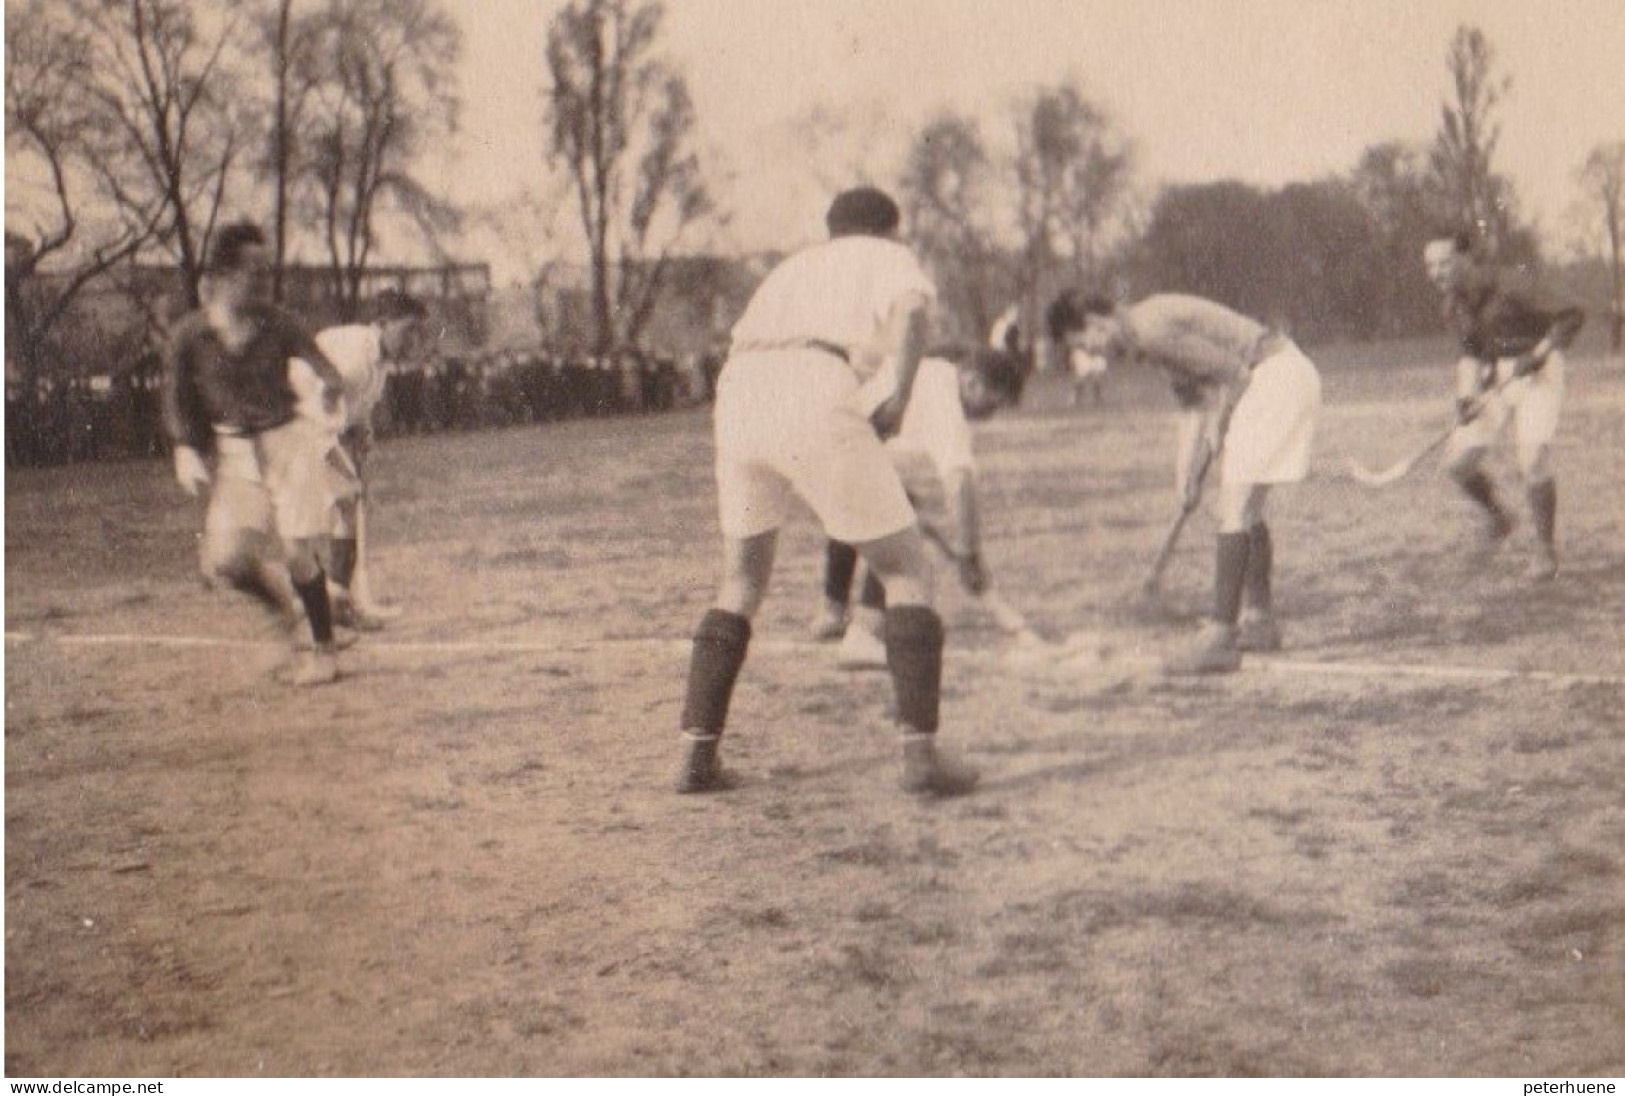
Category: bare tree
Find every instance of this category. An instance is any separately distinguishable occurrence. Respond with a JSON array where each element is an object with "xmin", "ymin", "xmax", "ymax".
[
  {"xmin": 1011, "ymin": 82, "xmax": 1134, "ymax": 350},
  {"xmin": 1350, "ymin": 141, "xmax": 1448, "ymax": 335},
  {"xmin": 899, "ymin": 113, "xmax": 1009, "ymax": 344},
  {"xmin": 1429, "ymin": 24, "xmax": 1524, "ymax": 259},
  {"xmin": 469, "ymin": 182, "xmax": 575, "ymax": 339},
  {"xmin": 62, "ymin": 0, "xmax": 252, "ymax": 308},
  {"xmin": 1576, "ymin": 141, "xmax": 1625, "ymax": 354},
  {"xmin": 545, "ymin": 0, "xmax": 713, "ymax": 355},
  {"xmin": 268, "ymin": 0, "xmax": 295, "ymax": 300},
  {"xmin": 287, "ymin": 0, "xmax": 462, "ymax": 318},
  {"xmin": 5, "ymin": 2, "xmax": 165, "ymax": 391}
]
